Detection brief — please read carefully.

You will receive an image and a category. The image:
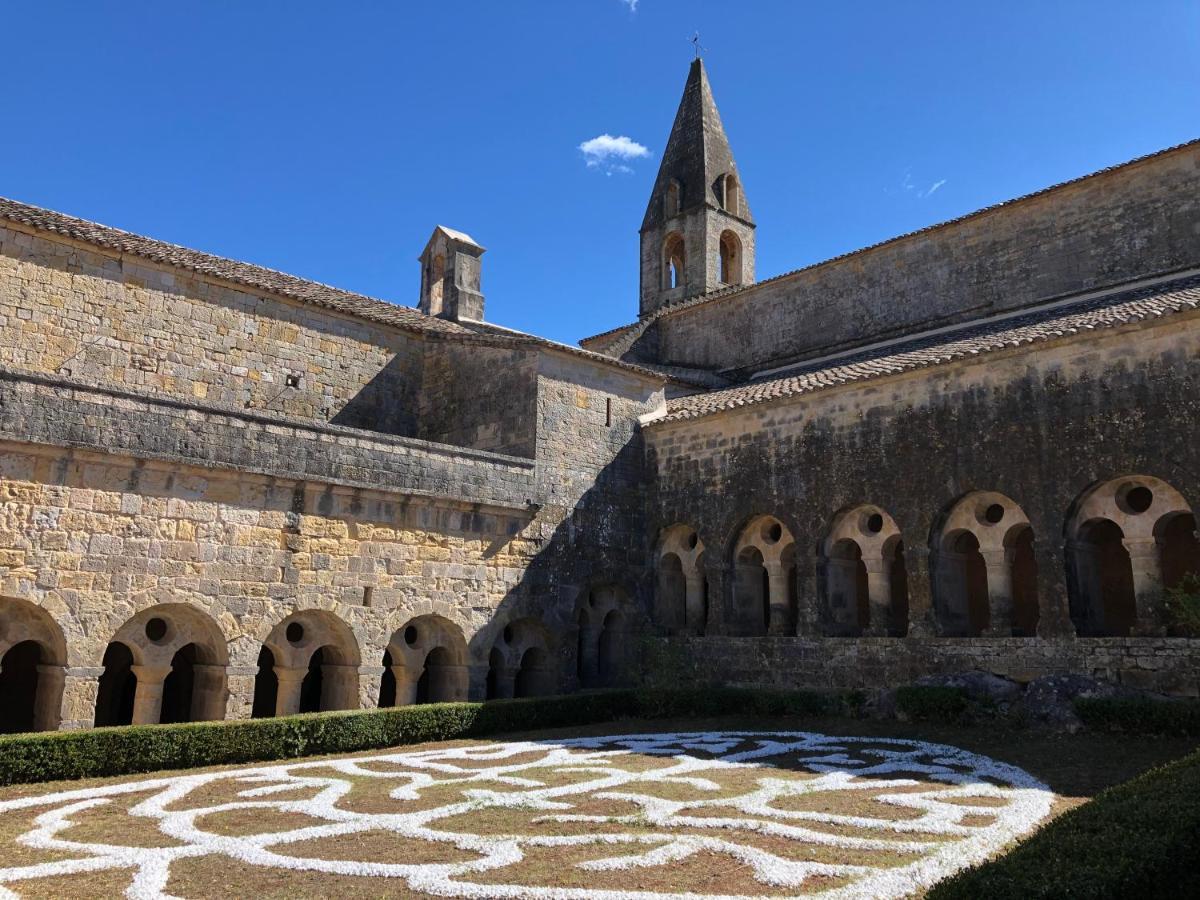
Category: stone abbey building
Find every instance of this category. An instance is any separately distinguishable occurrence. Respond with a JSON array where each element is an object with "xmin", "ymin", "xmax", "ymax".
[{"xmin": 1, "ymin": 60, "xmax": 1198, "ymax": 733}]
